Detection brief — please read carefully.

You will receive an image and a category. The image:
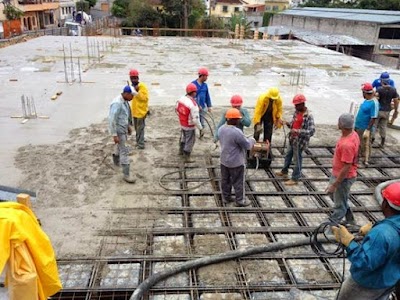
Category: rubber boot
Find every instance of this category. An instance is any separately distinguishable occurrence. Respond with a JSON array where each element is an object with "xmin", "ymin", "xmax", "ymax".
[
  {"xmin": 179, "ymin": 142, "xmax": 185, "ymax": 155},
  {"xmin": 112, "ymin": 154, "xmax": 120, "ymax": 166},
  {"xmin": 380, "ymin": 137, "xmax": 385, "ymax": 148},
  {"xmin": 122, "ymin": 164, "xmax": 136, "ymax": 184},
  {"xmin": 183, "ymin": 151, "xmax": 194, "ymax": 163}
]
